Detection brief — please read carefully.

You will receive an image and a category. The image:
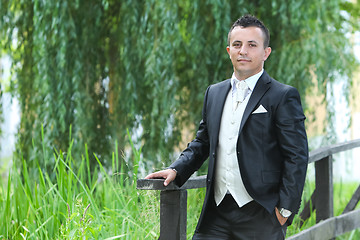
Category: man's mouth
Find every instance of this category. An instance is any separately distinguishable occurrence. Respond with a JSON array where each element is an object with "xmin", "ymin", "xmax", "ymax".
[{"xmin": 237, "ymin": 58, "xmax": 251, "ymax": 62}]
